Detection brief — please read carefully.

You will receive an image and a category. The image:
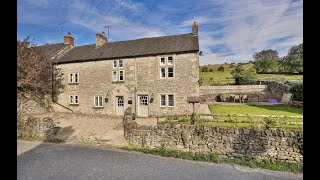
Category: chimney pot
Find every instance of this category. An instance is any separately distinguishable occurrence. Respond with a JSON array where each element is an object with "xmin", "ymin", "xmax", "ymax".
[
  {"xmin": 64, "ymin": 32, "xmax": 74, "ymax": 46},
  {"xmin": 192, "ymin": 21, "xmax": 198, "ymax": 36}
]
